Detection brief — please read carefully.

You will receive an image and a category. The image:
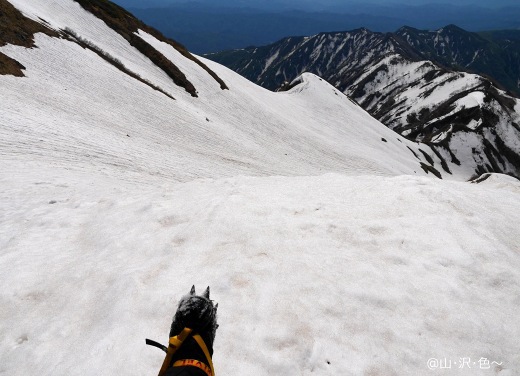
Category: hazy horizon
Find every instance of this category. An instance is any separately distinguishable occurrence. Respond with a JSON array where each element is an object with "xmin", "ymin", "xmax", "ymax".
[
  {"xmin": 110, "ymin": 0, "xmax": 520, "ymax": 53},
  {"xmin": 112, "ymin": 0, "xmax": 519, "ymax": 10}
]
